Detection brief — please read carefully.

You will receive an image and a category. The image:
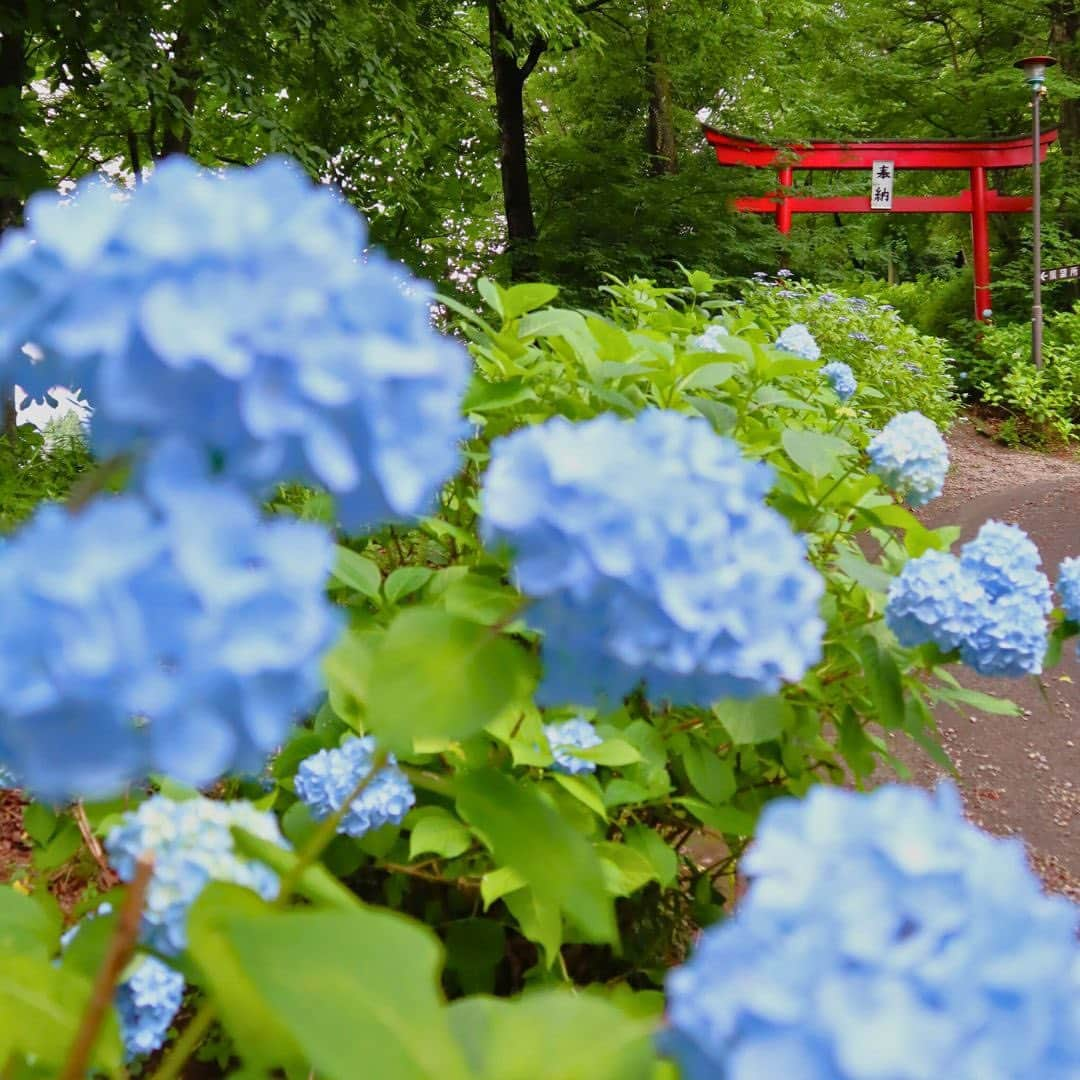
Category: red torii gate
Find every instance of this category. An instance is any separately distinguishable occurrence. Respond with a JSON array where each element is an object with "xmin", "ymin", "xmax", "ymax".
[{"xmin": 703, "ymin": 127, "xmax": 1058, "ymax": 321}]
